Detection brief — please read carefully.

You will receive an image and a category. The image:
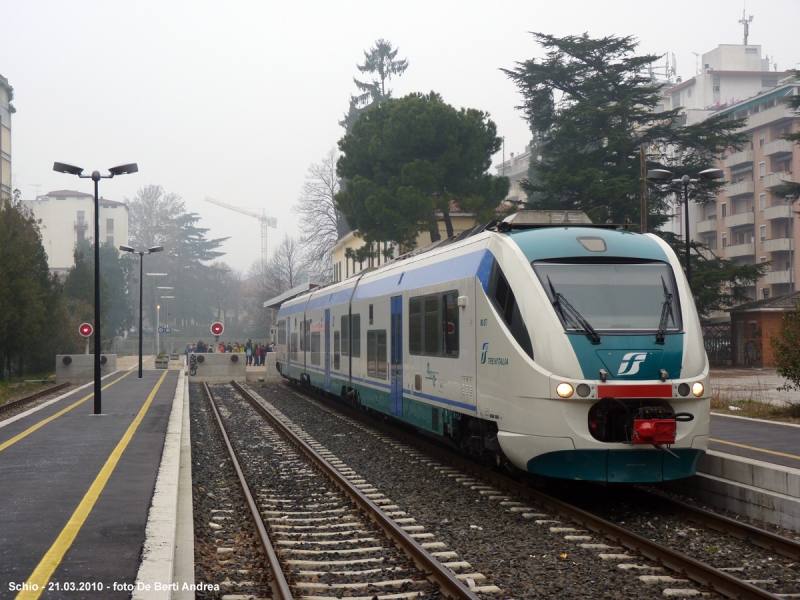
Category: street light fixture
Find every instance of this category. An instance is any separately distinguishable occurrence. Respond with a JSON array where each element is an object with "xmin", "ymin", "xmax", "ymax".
[
  {"xmin": 55, "ymin": 161, "xmax": 138, "ymax": 414},
  {"xmin": 120, "ymin": 244, "xmax": 163, "ymax": 378},
  {"xmin": 647, "ymin": 168, "xmax": 724, "ymax": 286}
]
